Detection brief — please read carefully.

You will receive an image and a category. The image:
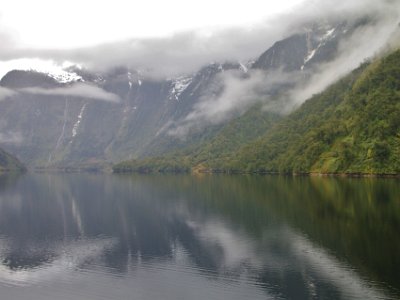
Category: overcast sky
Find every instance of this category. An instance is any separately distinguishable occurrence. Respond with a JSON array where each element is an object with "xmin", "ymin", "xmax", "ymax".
[
  {"xmin": 0, "ymin": 0, "xmax": 307, "ymax": 77},
  {"xmin": 0, "ymin": 0, "xmax": 399, "ymax": 78},
  {"xmin": 1, "ymin": 0, "xmax": 305, "ymax": 48}
]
